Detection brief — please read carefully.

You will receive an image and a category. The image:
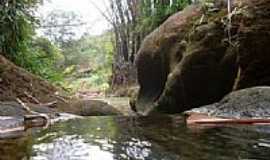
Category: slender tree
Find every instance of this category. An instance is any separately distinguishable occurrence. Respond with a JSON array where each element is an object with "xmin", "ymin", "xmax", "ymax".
[{"xmin": 92, "ymin": 0, "xmax": 191, "ymax": 87}]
